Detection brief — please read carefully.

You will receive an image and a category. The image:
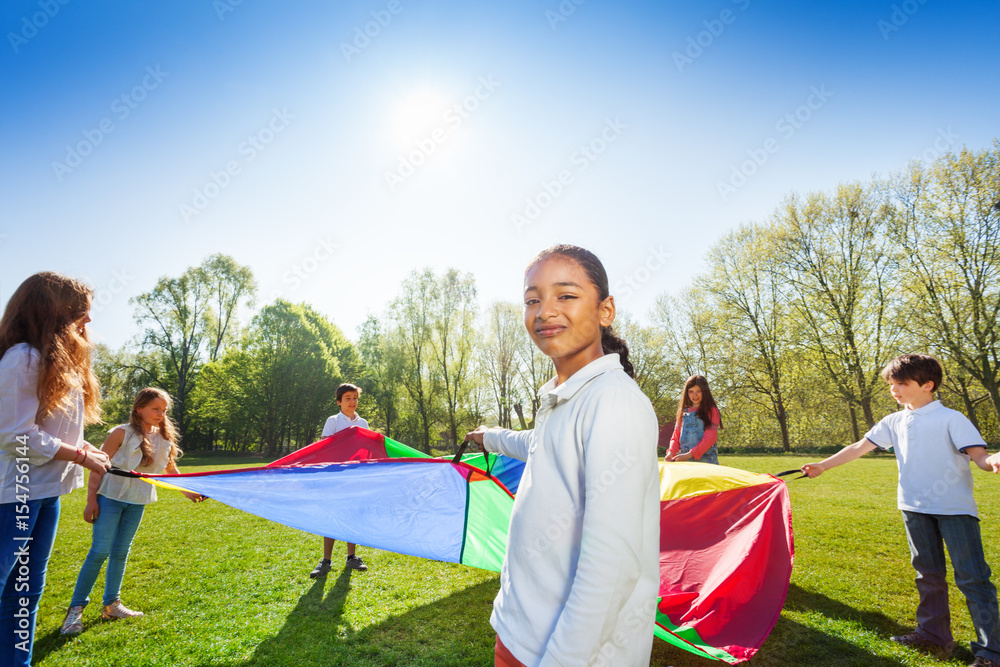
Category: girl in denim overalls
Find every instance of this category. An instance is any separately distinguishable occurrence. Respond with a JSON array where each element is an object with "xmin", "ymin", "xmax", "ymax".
[{"xmin": 666, "ymin": 375, "xmax": 722, "ymax": 464}]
